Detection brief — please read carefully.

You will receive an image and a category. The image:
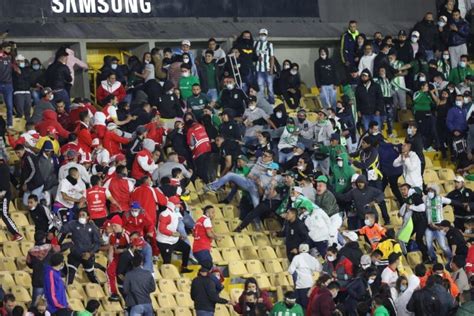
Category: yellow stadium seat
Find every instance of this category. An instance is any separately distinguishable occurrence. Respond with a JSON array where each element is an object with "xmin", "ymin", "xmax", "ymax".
[
  {"xmin": 174, "ymin": 292, "xmax": 193, "ymax": 308},
  {"xmin": 264, "ymin": 260, "xmax": 284, "ymax": 273},
  {"xmin": 254, "ymin": 274, "xmax": 274, "ymax": 291},
  {"xmin": 20, "ymin": 241, "xmax": 34, "ymax": 256},
  {"xmin": 14, "ymin": 271, "xmax": 32, "ymax": 289},
  {"xmin": 10, "ymin": 212, "xmax": 30, "ymax": 227},
  {"xmin": 215, "ymin": 304, "xmax": 231, "ymax": 316},
  {"xmin": 228, "ymin": 219, "xmax": 242, "ymax": 232},
  {"xmin": 11, "ymin": 285, "xmax": 31, "ymax": 302},
  {"xmin": 443, "ymin": 181, "xmax": 455, "ymax": 193},
  {"xmin": 96, "ymin": 252, "xmax": 108, "ymax": 268},
  {"xmin": 3, "ymin": 241, "xmax": 23, "ymax": 257},
  {"xmin": 406, "ymin": 251, "xmax": 423, "ymax": 268},
  {"xmin": 23, "ymin": 226, "xmax": 35, "ymax": 241},
  {"xmin": 423, "ymin": 170, "xmax": 440, "ymax": 183},
  {"xmin": 157, "ymin": 293, "xmax": 177, "ymax": 308},
  {"xmin": 223, "ymin": 205, "xmax": 238, "ymax": 218},
  {"xmin": 84, "ymin": 283, "xmax": 106, "ymax": 299},
  {"xmin": 150, "ymin": 295, "xmax": 159, "ymax": 310},
  {"xmin": 210, "ymin": 248, "xmax": 225, "ymax": 264},
  {"xmin": 99, "ymin": 313, "xmax": 117, "ymax": 316},
  {"xmin": 438, "ymin": 168, "xmax": 455, "ymax": 181},
  {"xmin": 217, "ymin": 235, "xmax": 236, "ymax": 248},
  {"xmin": 275, "ymin": 245, "xmax": 287, "ymax": 258},
  {"xmin": 174, "ymin": 307, "xmax": 192, "ymax": 316},
  {"xmin": 264, "ymin": 218, "xmax": 282, "ymax": 231},
  {"xmin": 0, "ymin": 230, "xmax": 8, "ymax": 242},
  {"xmin": 270, "ymin": 235, "xmax": 285, "ymax": 246},
  {"xmin": 69, "ymin": 298, "xmax": 85, "ymax": 311},
  {"xmin": 233, "ymin": 233, "xmax": 253, "ymax": 247},
  {"xmin": 443, "ymin": 205, "xmax": 455, "ymax": 223},
  {"xmin": 252, "ymin": 233, "xmax": 271, "ymax": 247},
  {"xmin": 176, "ymin": 278, "xmax": 191, "ymax": 293},
  {"xmin": 229, "ymin": 261, "xmax": 248, "ymax": 277},
  {"xmin": 68, "ymin": 283, "xmax": 87, "ymax": 299},
  {"xmin": 258, "ymin": 246, "xmax": 277, "ymax": 259},
  {"xmin": 0, "ymin": 257, "xmax": 17, "ymax": 271},
  {"xmin": 160, "ymin": 264, "xmax": 181, "ymax": 279},
  {"xmin": 213, "ymin": 219, "xmax": 229, "ymax": 234},
  {"xmin": 95, "ymin": 269, "xmax": 108, "ymax": 284},
  {"xmin": 246, "ymin": 260, "xmax": 265, "ymax": 274},
  {"xmin": 230, "ymin": 288, "xmax": 244, "ymax": 302},
  {"xmin": 219, "ymin": 290, "xmax": 230, "ymax": 301},
  {"xmin": 240, "ymin": 246, "xmax": 259, "ymax": 260},
  {"xmin": 0, "ymin": 271, "xmax": 16, "ymax": 288},
  {"xmin": 102, "ymin": 301, "xmax": 123, "ymax": 312},
  {"xmin": 159, "ymin": 279, "xmax": 179, "ymax": 294},
  {"xmin": 221, "ymin": 248, "xmax": 241, "ymax": 262},
  {"xmin": 271, "ymin": 272, "xmax": 291, "ymax": 287},
  {"xmin": 155, "ymin": 309, "xmax": 173, "ymax": 316}
]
